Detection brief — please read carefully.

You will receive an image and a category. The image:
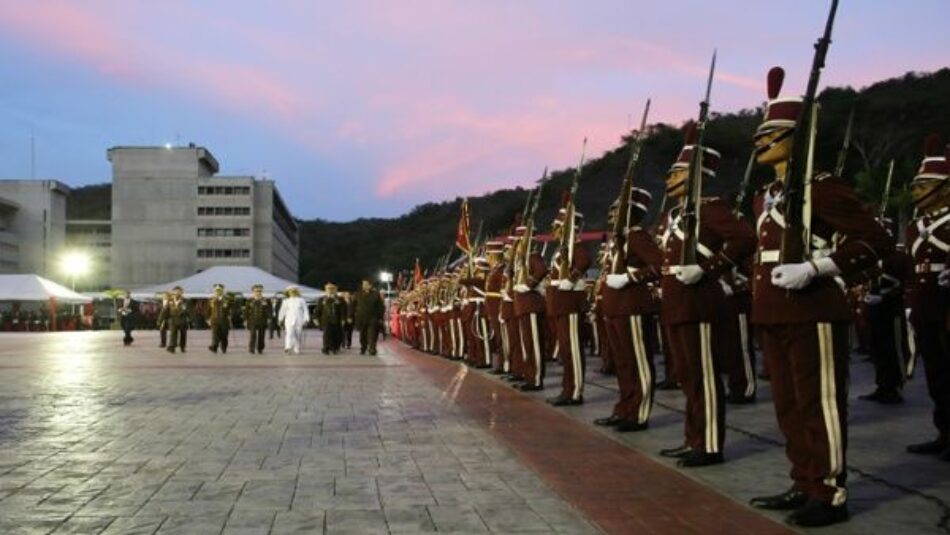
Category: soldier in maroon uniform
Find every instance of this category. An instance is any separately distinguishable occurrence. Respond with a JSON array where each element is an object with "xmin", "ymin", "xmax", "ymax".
[
  {"xmin": 718, "ymin": 253, "xmax": 758, "ymax": 404},
  {"xmin": 905, "ymin": 136, "xmax": 950, "ymax": 458},
  {"xmin": 747, "ymin": 67, "xmax": 893, "ymax": 527},
  {"xmin": 501, "ymin": 231, "xmax": 525, "ymax": 383},
  {"xmin": 462, "ymin": 257, "xmax": 492, "ymax": 368},
  {"xmin": 484, "ymin": 242, "xmax": 506, "ymax": 374},
  {"xmin": 655, "ymin": 124, "xmax": 756, "ymax": 467},
  {"xmin": 596, "ymin": 188, "xmax": 661, "ymax": 431},
  {"xmin": 514, "ymin": 235, "xmax": 549, "ymax": 391},
  {"xmin": 547, "ymin": 210, "xmax": 592, "ymax": 406}
]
